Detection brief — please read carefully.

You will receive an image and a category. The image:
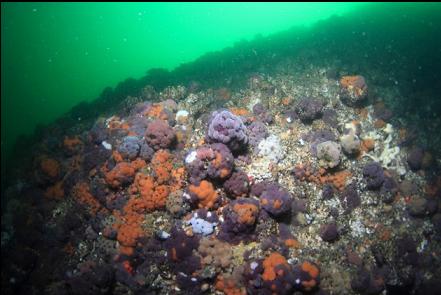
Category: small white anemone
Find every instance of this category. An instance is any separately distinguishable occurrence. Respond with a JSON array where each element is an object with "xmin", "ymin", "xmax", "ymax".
[
  {"xmin": 176, "ymin": 110, "xmax": 189, "ymax": 123},
  {"xmin": 158, "ymin": 231, "xmax": 170, "ymax": 239},
  {"xmin": 250, "ymin": 261, "xmax": 259, "ymax": 270},
  {"xmin": 185, "ymin": 150, "xmax": 198, "ymax": 164},
  {"xmin": 102, "ymin": 141, "xmax": 112, "ymax": 150}
]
